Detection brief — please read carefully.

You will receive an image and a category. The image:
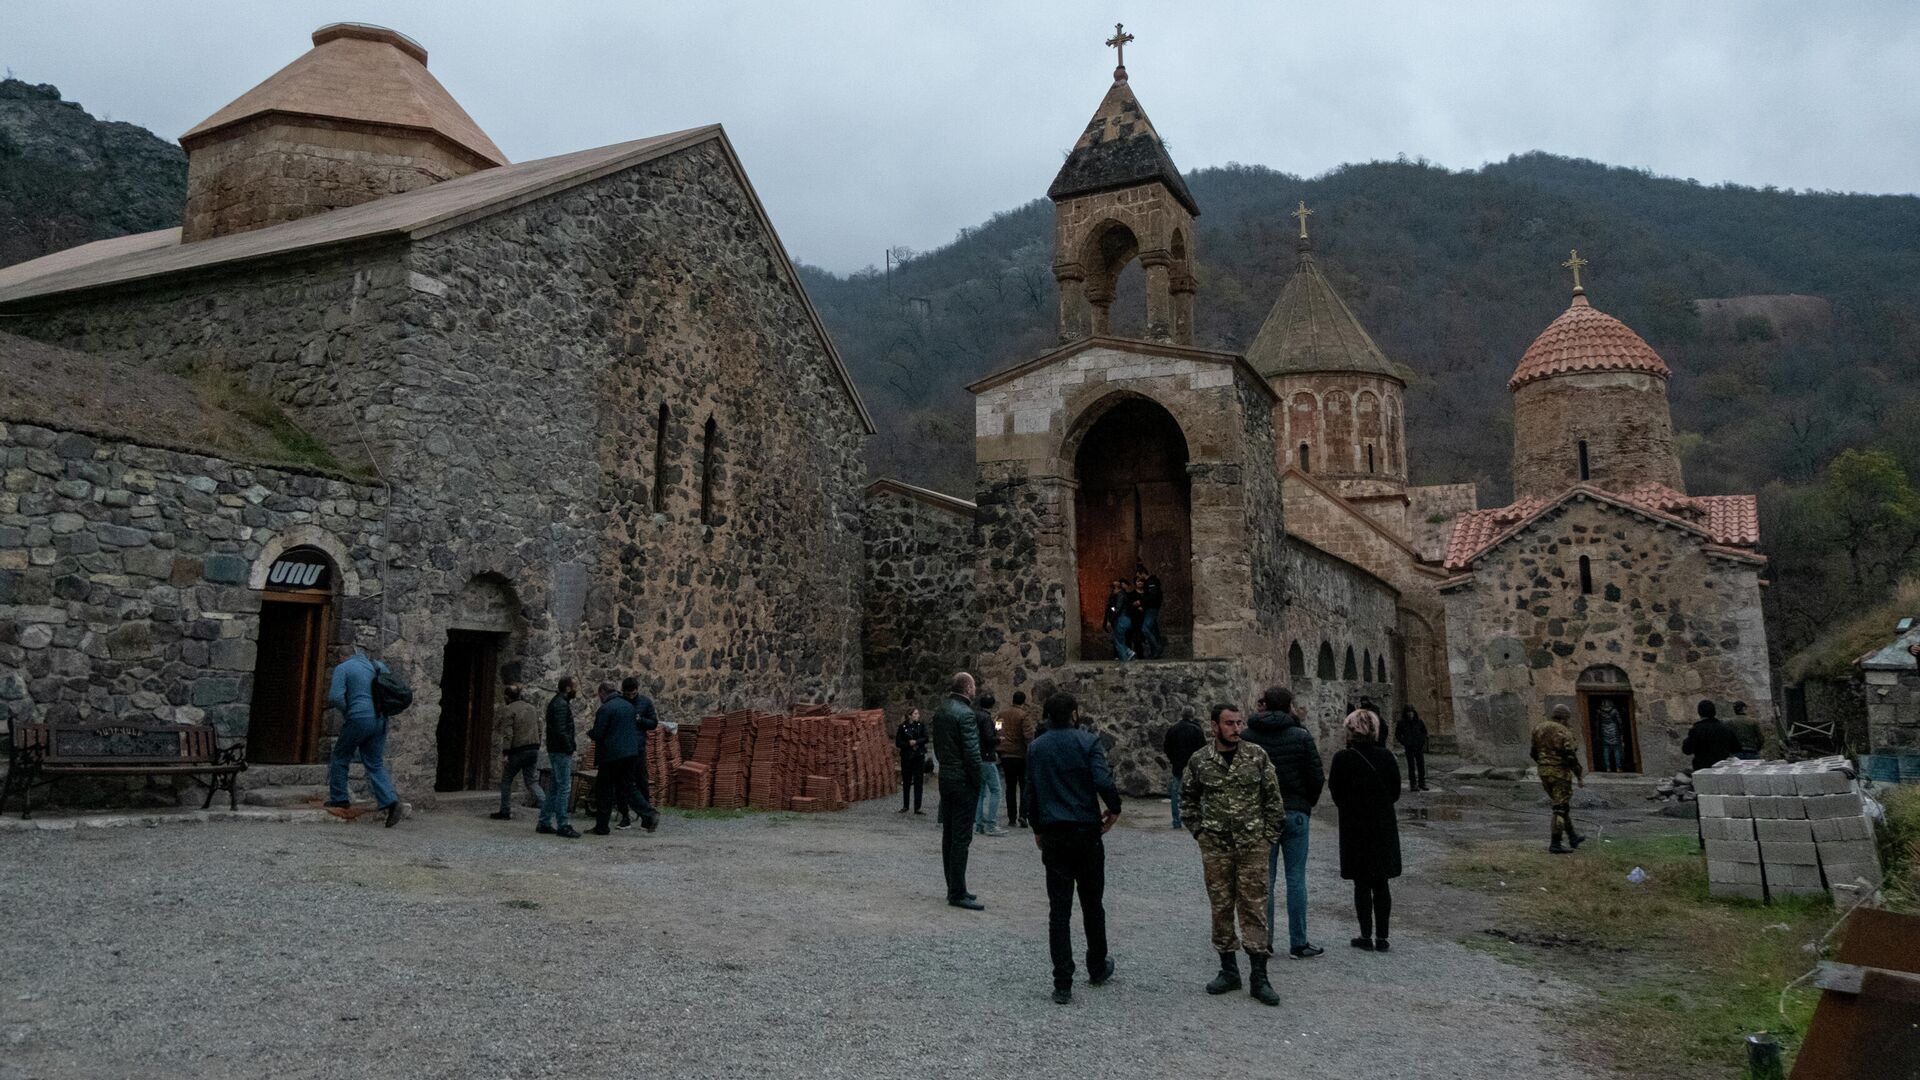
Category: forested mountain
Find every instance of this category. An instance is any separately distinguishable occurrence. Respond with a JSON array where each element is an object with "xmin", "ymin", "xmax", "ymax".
[
  {"xmin": 0, "ymin": 79, "xmax": 186, "ymax": 267},
  {"xmin": 3, "ymin": 78, "xmax": 1916, "ymax": 663}
]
